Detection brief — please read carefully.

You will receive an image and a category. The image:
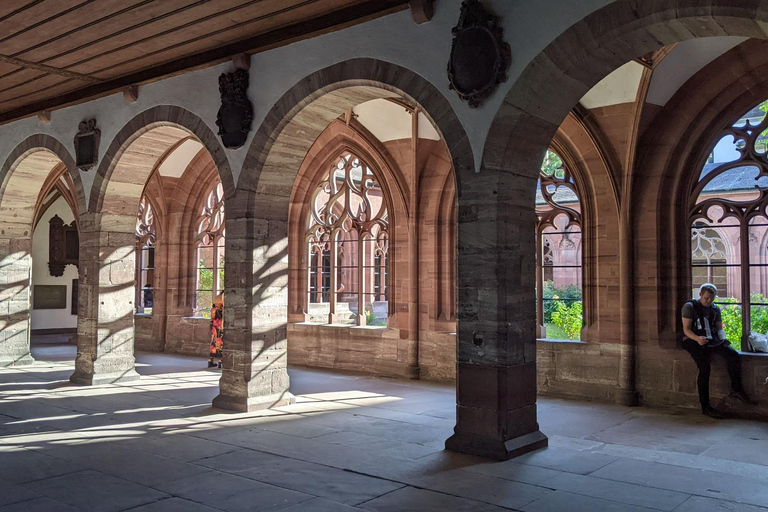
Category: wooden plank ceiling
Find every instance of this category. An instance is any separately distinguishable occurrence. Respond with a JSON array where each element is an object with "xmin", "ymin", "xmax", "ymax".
[{"xmin": 0, "ymin": 0, "xmax": 410, "ymax": 124}]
